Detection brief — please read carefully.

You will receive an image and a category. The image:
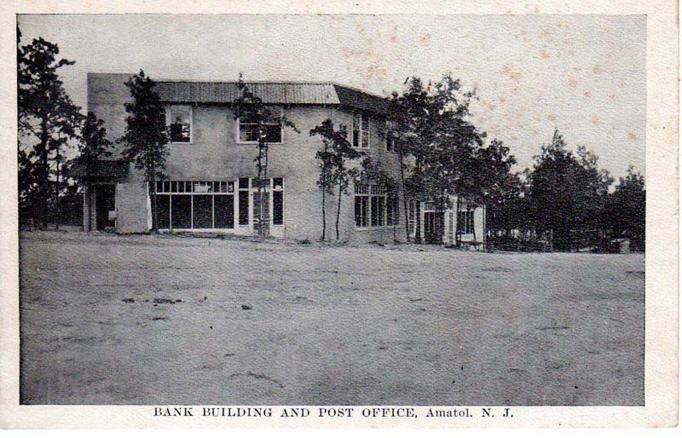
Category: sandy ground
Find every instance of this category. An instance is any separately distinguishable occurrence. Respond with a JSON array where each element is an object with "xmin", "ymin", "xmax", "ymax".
[{"xmin": 19, "ymin": 231, "xmax": 644, "ymax": 405}]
